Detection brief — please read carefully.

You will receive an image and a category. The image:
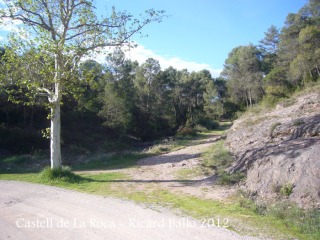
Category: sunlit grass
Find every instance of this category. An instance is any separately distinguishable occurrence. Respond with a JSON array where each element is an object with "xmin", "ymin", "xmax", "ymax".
[
  {"xmin": 174, "ymin": 166, "xmax": 206, "ymax": 180},
  {"xmin": 202, "ymin": 140, "xmax": 234, "ymax": 171},
  {"xmin": 1, "ymin": 166, "xmax": 318, "ymax": 239},
  {"xmin": 2, "ymin": 121, "xmax": 318, "ymax": 239}
]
